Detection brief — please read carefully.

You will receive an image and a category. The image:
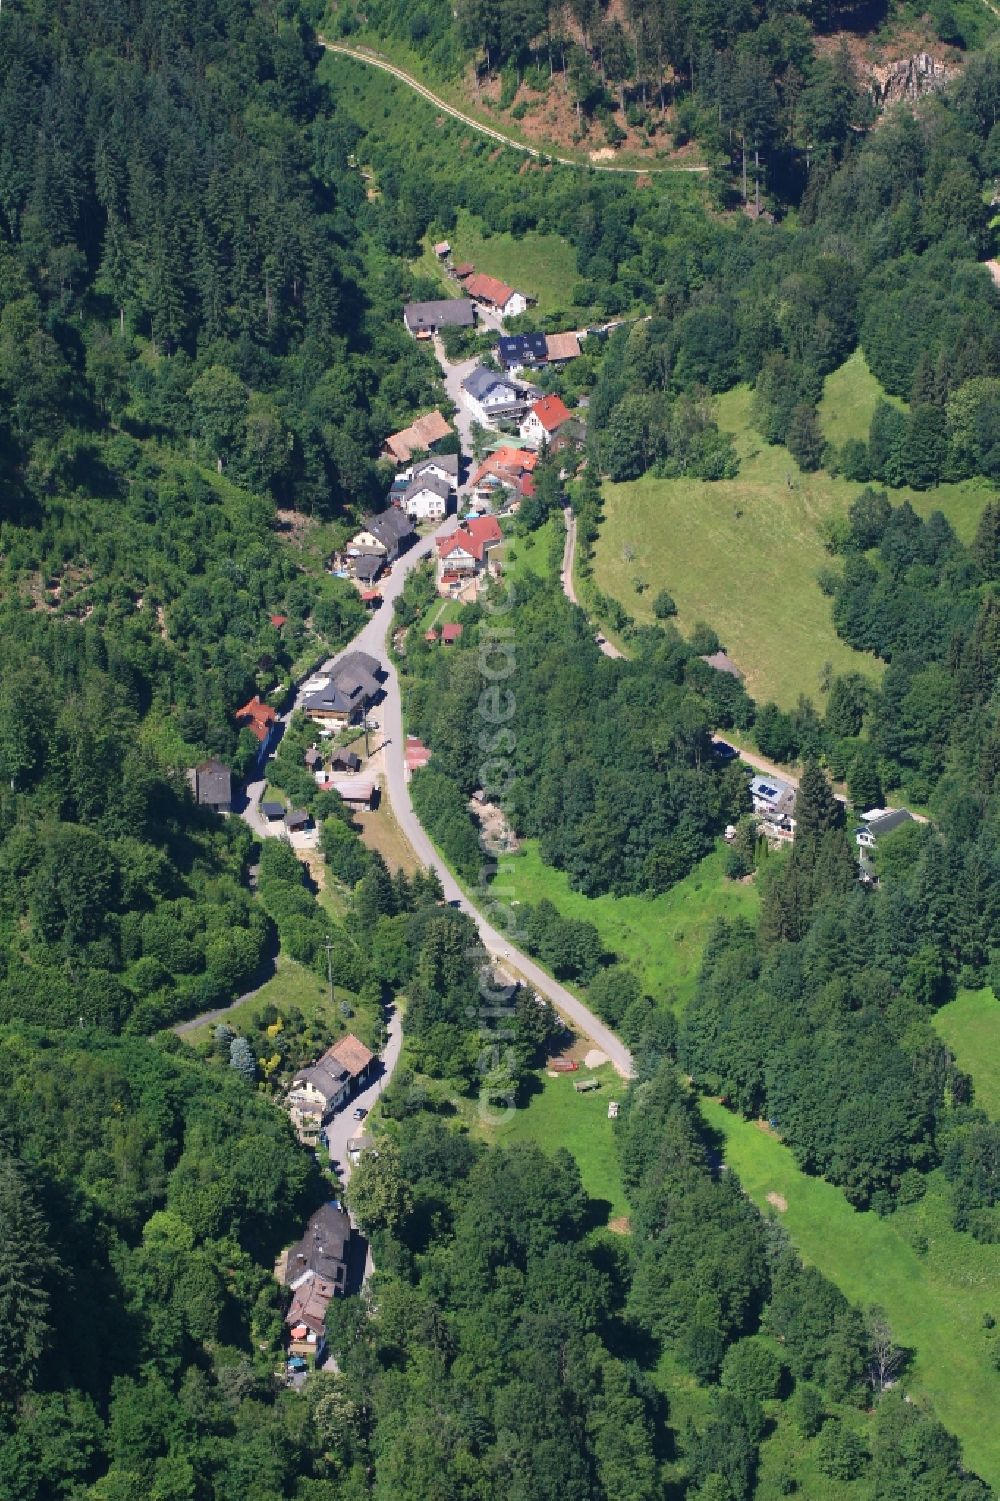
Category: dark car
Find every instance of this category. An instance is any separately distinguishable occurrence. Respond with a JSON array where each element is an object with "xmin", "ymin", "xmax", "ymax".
[
  {"xmin": 352, "ymin": 1106, "xmax": 368, "ymax": 1121},
  {"xmin": 713, "ymin": 740, "xmax": 738, "ymax": 762}
]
